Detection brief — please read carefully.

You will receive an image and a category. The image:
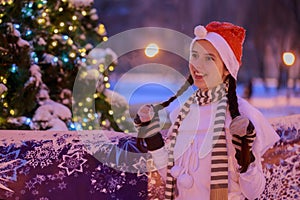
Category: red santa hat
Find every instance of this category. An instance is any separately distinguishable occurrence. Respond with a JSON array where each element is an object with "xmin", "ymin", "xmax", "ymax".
[{"xmin": 191, "ymin": 21, "xmax": 246, "ymax": 80}]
